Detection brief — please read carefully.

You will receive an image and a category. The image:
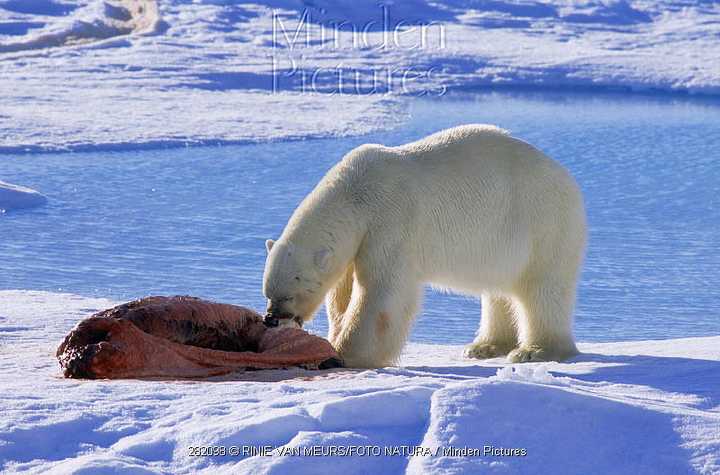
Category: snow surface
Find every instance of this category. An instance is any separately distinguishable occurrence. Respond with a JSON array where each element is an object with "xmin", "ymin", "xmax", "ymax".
[
  {"xmin": 1, "ymin": 290, "xmax": 718, "ymax": 474},
  {"xmin": 1, "ymin": 0, "xmax": 719, "ymax": 152},
  {"xmin": 0, "ymin": 180, "xmax": 47, "ymax": 212}
]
